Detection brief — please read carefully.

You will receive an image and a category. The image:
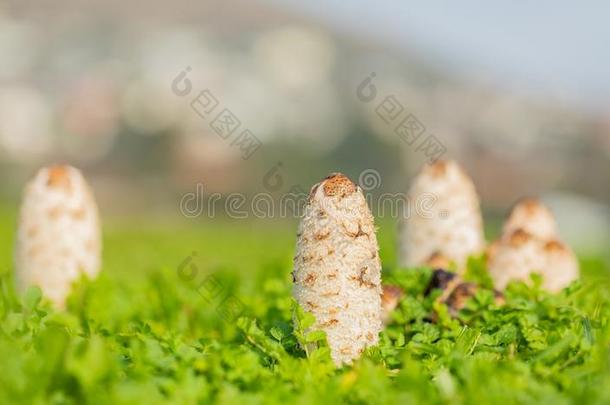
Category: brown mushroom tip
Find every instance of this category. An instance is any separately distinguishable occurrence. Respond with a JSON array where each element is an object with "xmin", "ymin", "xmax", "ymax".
[
  {"xmin": 508, "ymin": 228, "xmax": 532, "ymax": 247},
  {"xmin": 322, "ymin": 173, "xmax": 356, "ymax": 197},
  {"xmin": 512, "ymin": 197, "xmax": 546, "ymax": 214},
  {"xmin": 425, "ymin": 251, "xmax": 451, "ymax": 269},
  {"xmin": 426, "ymin": 159, "xmax": 449, "ymax": 177},
  {"xmin": 544, "ymin": 239, "xmax": 567, "ymax": 253},
  {"xmin": 46, "ymin": 164, "xmax": 73, "ymax": 189}
]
